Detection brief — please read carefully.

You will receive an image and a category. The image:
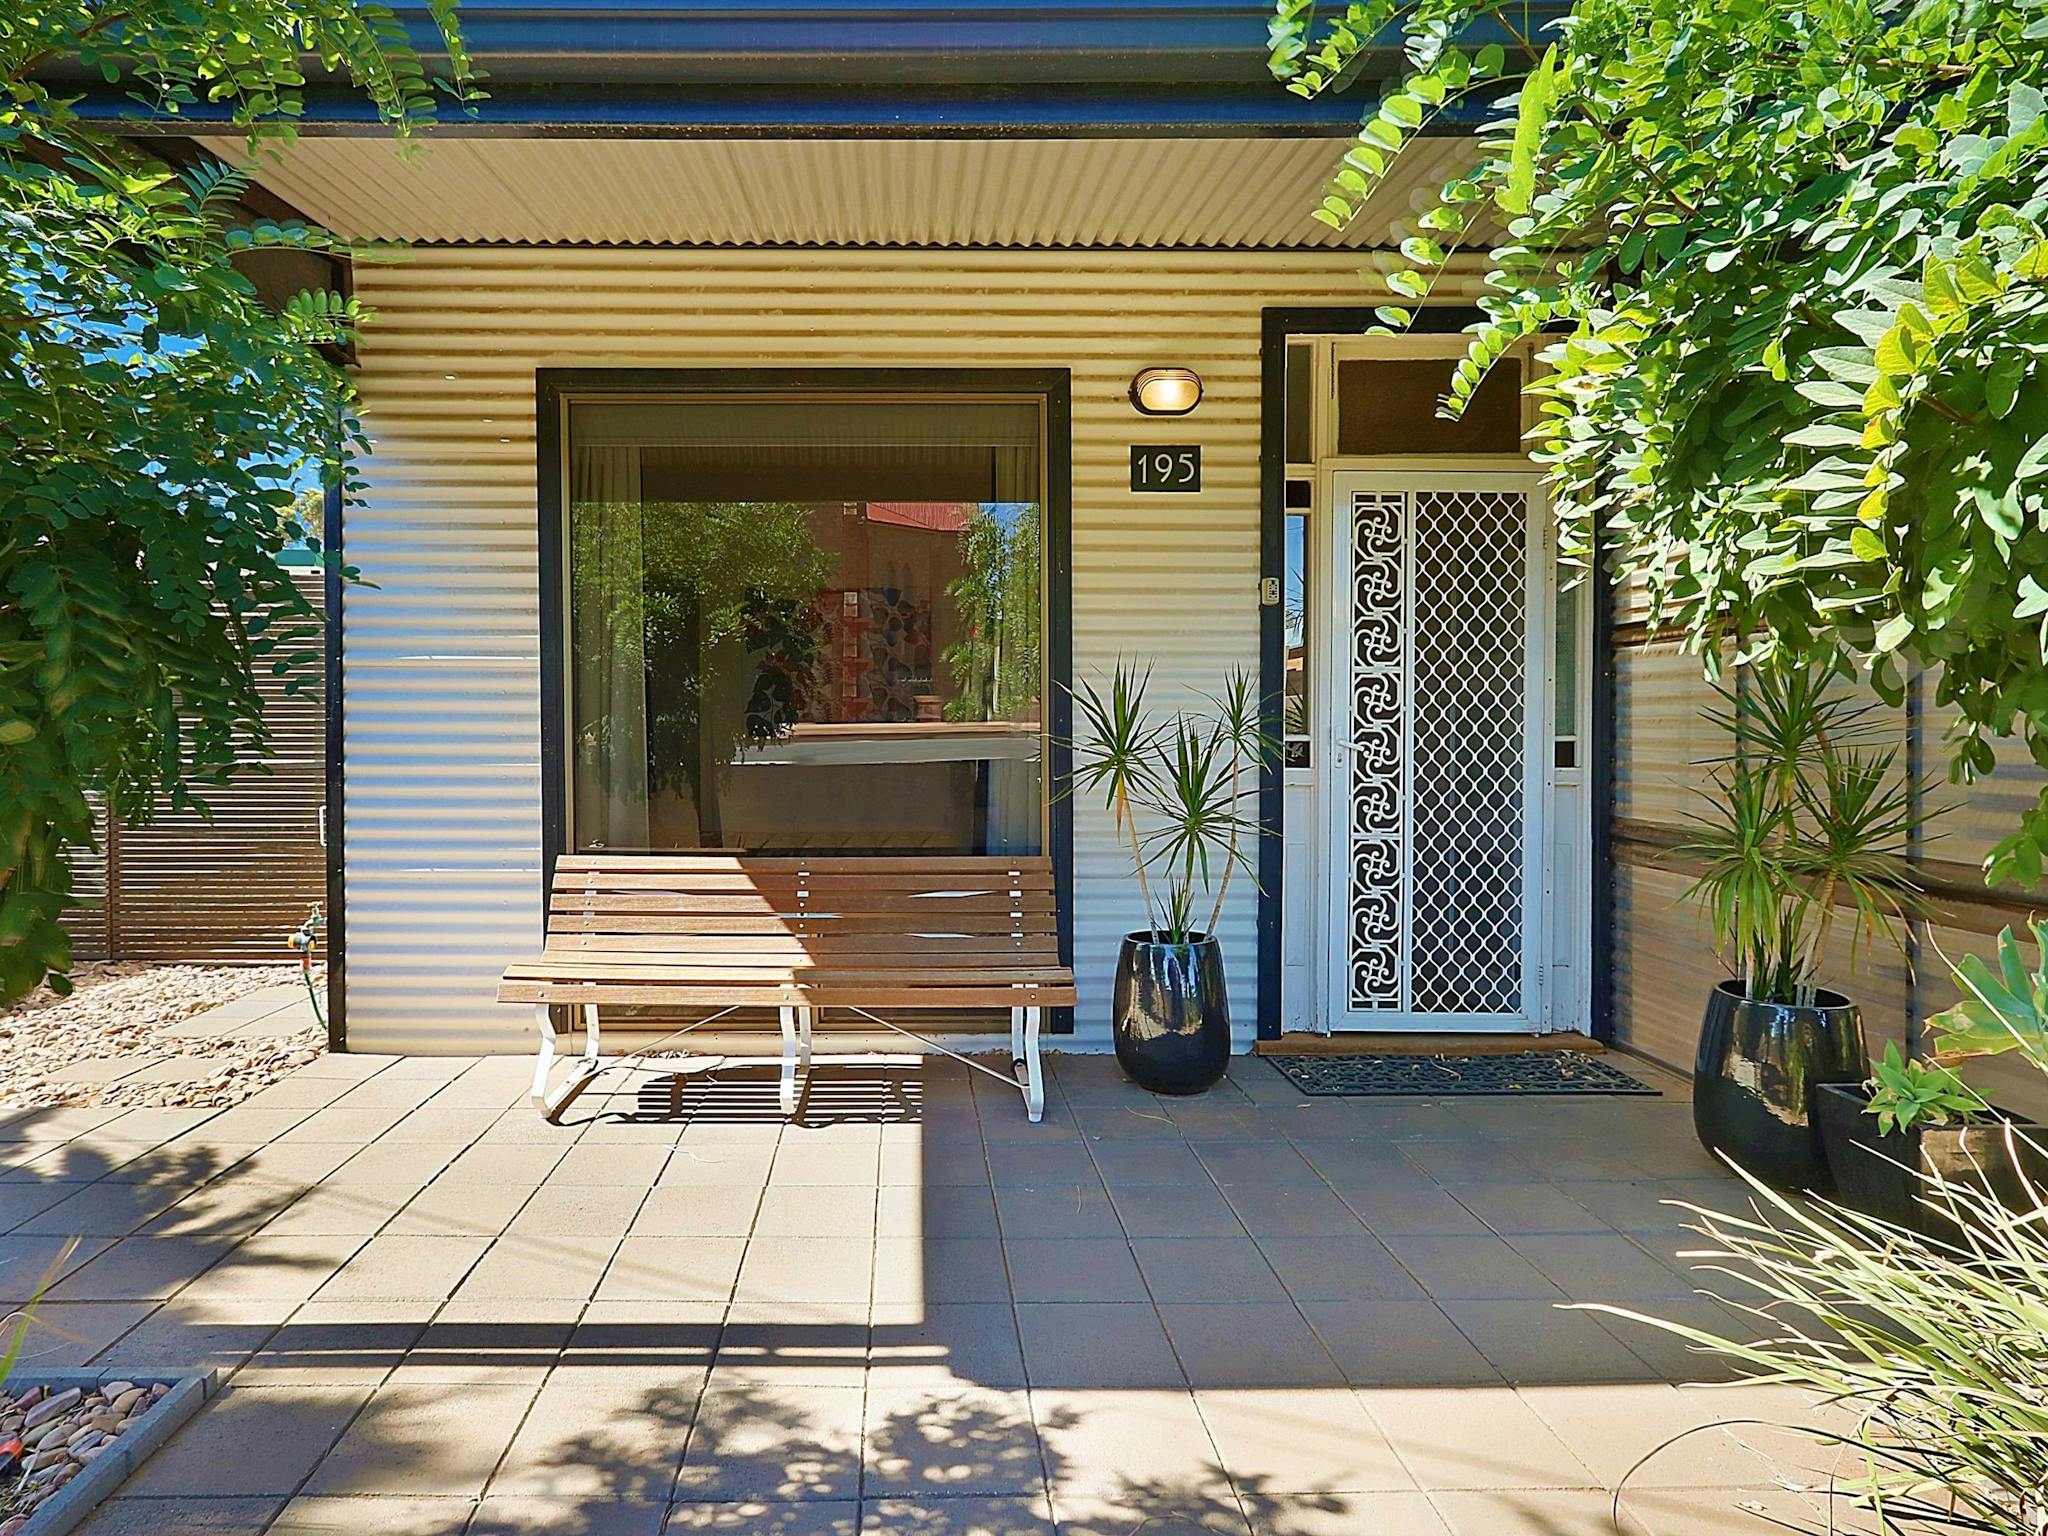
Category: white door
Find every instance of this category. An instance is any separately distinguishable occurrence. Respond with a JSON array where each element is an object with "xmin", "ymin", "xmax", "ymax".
[{"xmin": 1320, "ymin": 471, "xmax": 1549, "ymax": 1032}]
